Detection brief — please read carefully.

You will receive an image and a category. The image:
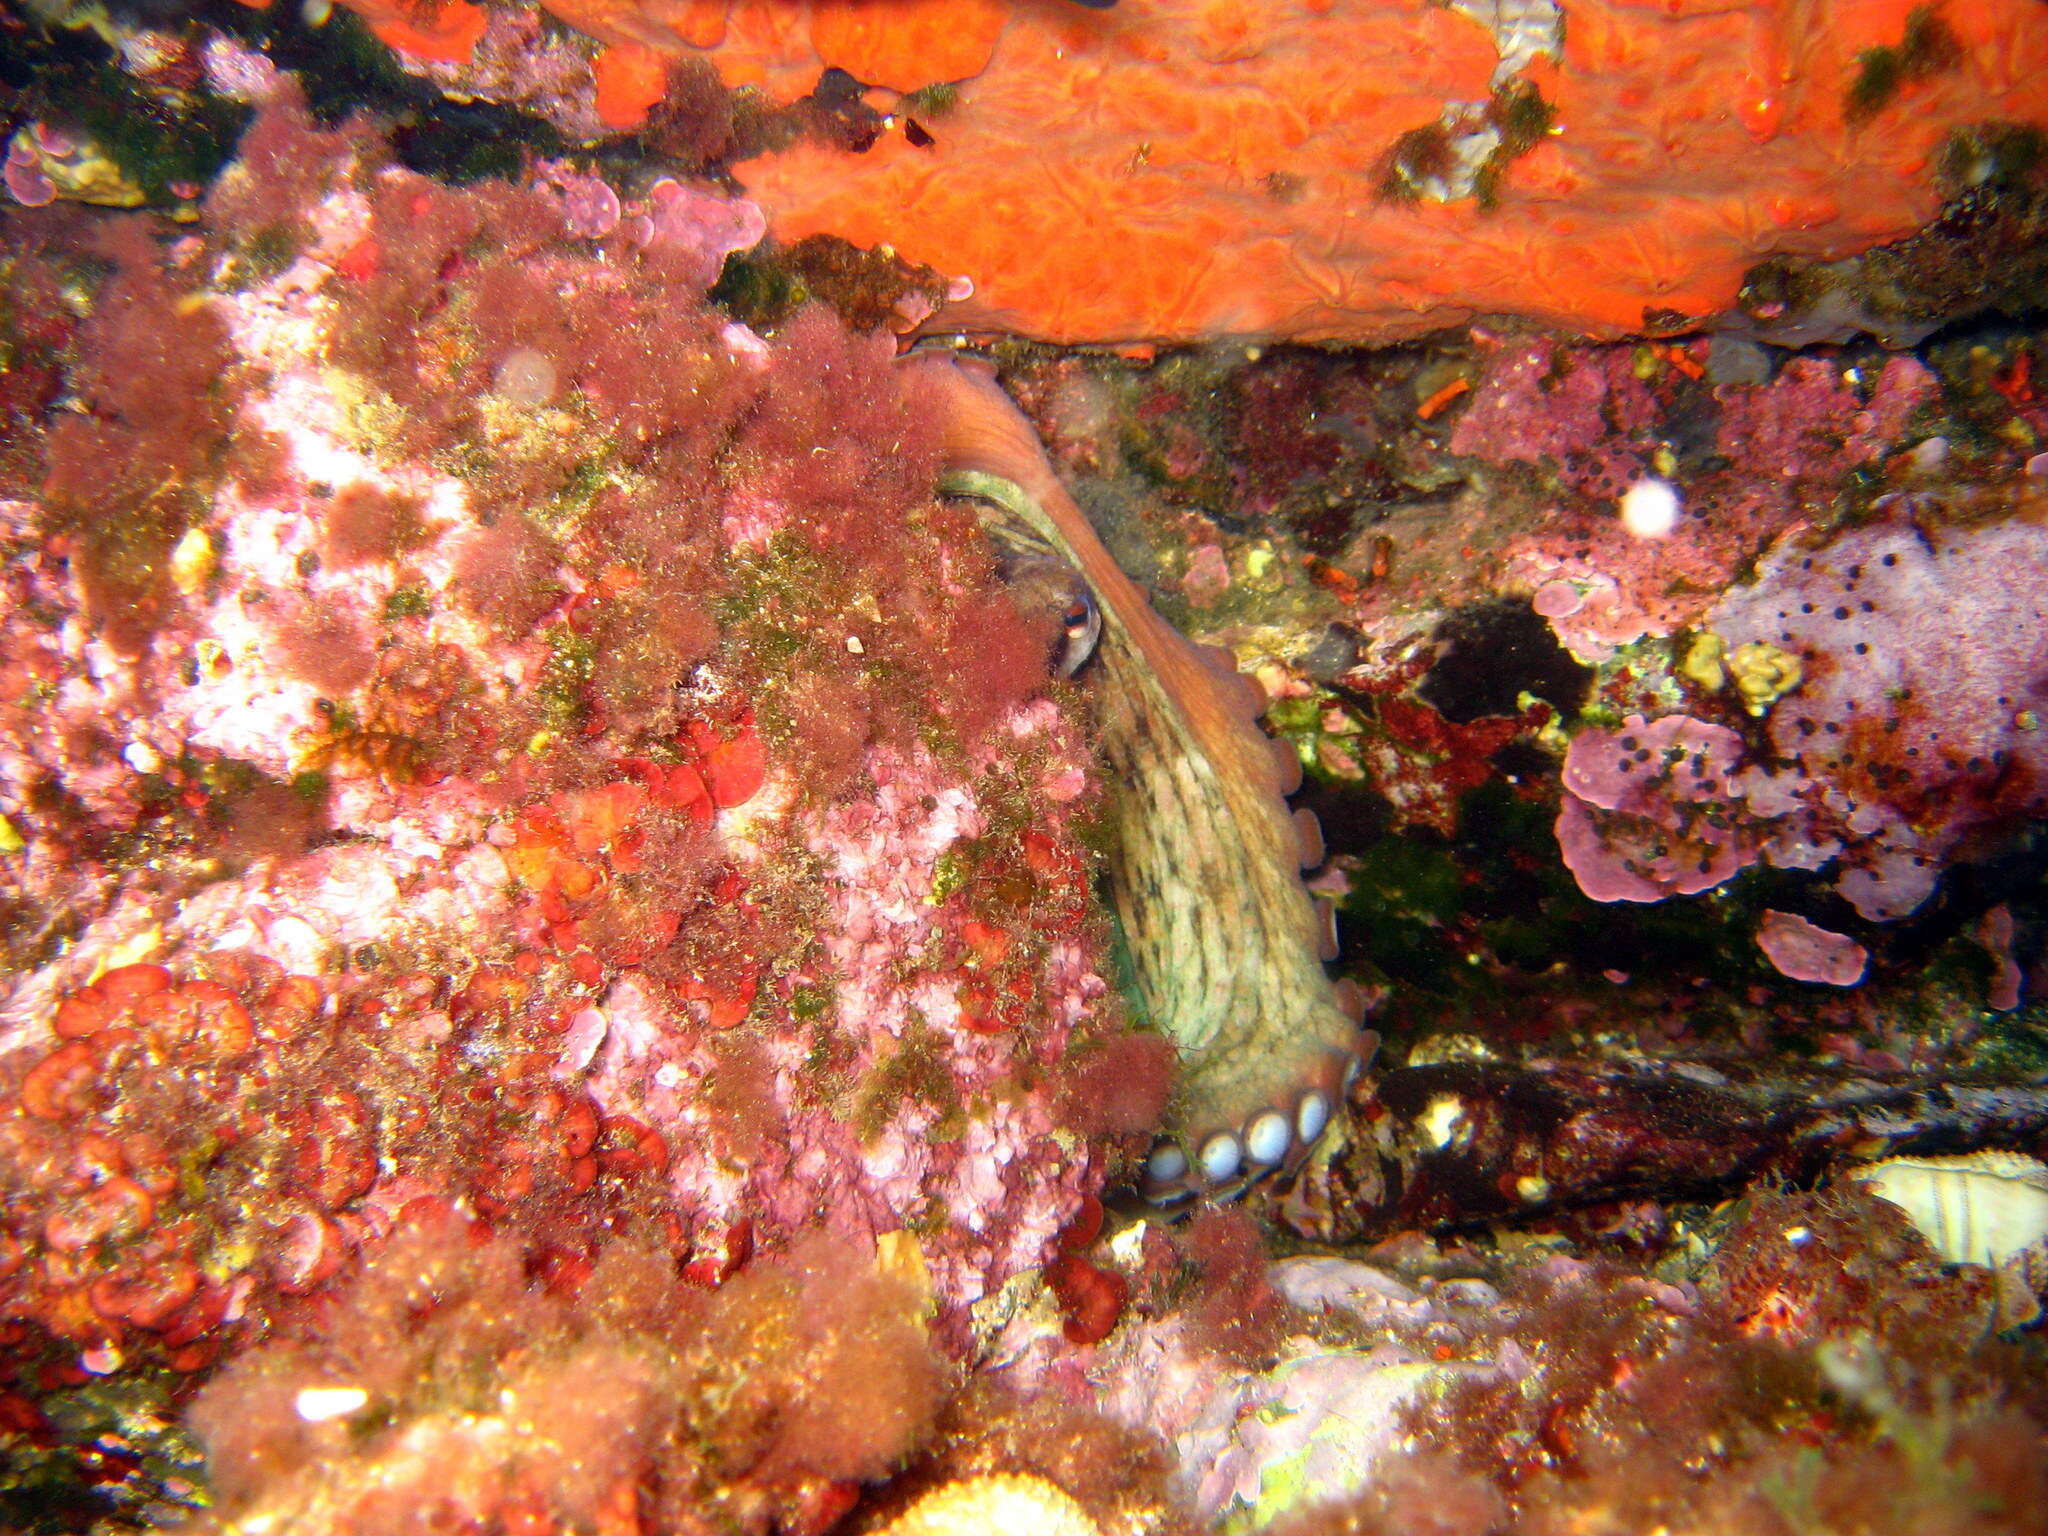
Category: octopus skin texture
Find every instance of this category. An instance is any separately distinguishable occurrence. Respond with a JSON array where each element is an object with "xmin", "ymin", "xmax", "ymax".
[{"xmin": 919, "ymin": 355, "xmax": 1370, "ymax": 1199}]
